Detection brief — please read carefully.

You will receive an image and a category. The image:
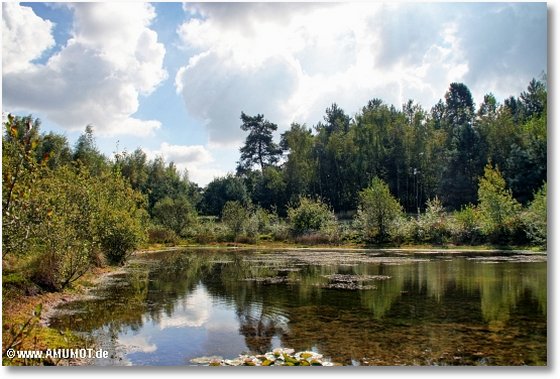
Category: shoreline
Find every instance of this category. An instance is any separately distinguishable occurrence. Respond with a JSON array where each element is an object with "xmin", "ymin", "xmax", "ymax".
[
  {"xmin": 2, "ymin": 265, "xmax": 126, "ymax": 366},
  {"xmin": 137, "ymin": 243, "xmax": 546, "ymax": 255}
]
